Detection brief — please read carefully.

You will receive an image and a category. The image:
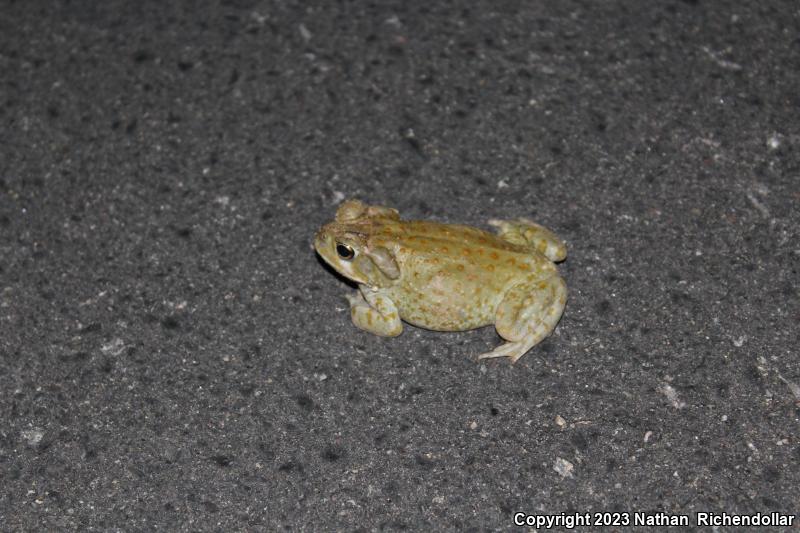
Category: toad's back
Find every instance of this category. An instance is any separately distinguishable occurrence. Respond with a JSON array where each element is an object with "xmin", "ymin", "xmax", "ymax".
[{"xmin": 372, "ymin": 220, "xmax": 556, "ymax": 331}]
